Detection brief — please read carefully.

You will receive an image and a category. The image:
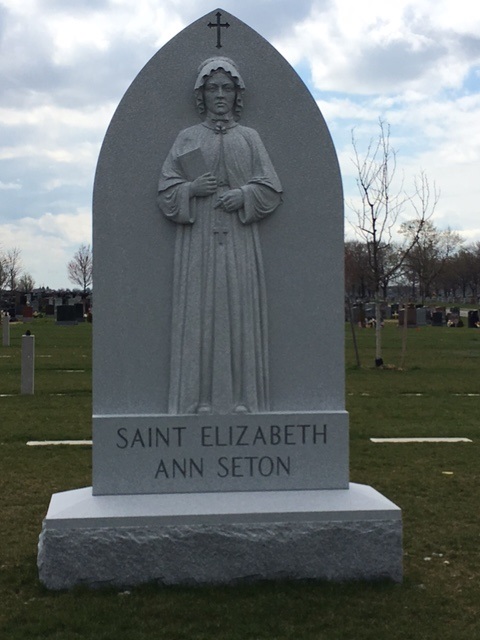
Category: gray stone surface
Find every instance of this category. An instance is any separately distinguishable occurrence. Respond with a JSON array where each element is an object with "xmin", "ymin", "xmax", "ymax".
[
  {"xmin": 39, "ymin": 483, "xmax": 399, "ymax": 527},
  {"xmin": 38, "ymin": 483, "xmax": 402, "ymax": 589},
  {"xmin": 92, "ymin": 9, "xmax": 344, "ymax": 422},
  {"xmin": 38, "ymin": 9, "xmax": 403, "ymax": 589},
  {"xmin": 416, "ymin": 307, "xmax": 428, "ymax": 326},
  {"xmin": 92, "ymin": 411, "xmax": 349, "ymax": 494},
  {"xmin": 92, "ymin": 8, "xmax": 346, "ymax": 498}
]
